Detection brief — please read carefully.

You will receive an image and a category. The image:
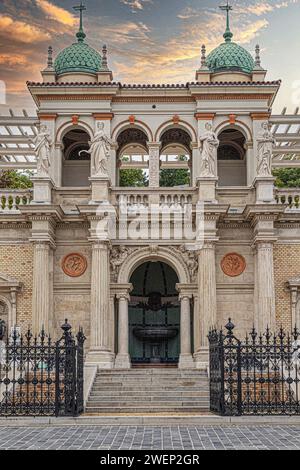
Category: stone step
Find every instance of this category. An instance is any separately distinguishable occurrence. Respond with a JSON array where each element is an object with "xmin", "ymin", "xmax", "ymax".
[
  {"xmin": 89, "ymin": 391, "xmax": 209, "ymax": 397},
  {"xmin": 85, "ymin": 406, "xmax": 209, "ymax": 413},
  {"xmin": 92, "ymin": 378, "xmax": 208, "ymax": 384},
  {"xmin": 88, "ymin": 395, "xmax": 210, "ymax": 402}
]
